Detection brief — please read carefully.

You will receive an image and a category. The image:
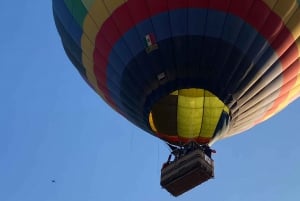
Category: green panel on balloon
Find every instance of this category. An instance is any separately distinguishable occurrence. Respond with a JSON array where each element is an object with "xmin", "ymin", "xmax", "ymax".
[{"xmin": 53, "ymin": 0, "xmax": 300, "ymax": 145}]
